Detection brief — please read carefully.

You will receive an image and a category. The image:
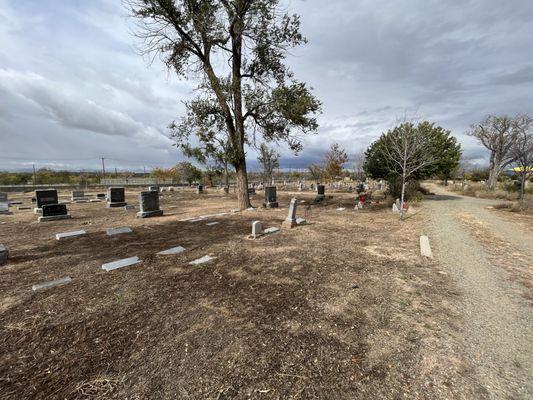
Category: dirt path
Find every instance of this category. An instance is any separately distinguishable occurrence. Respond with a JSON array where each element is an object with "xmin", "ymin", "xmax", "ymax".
[{"xmin": 422, "ymin": 183, "xmax": 533, "ymax": 399}]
